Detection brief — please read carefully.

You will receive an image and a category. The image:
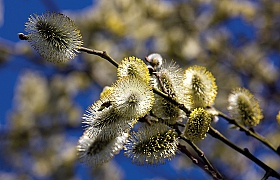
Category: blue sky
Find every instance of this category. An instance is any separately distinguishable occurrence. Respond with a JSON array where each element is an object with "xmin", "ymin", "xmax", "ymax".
[
  {"xmin": 0, "ymin": 0, "xmax": 92, "ymax": 126},
  {"xmin": 1, "ymin": 0, "xmax": 92, "ymax": 42}
]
